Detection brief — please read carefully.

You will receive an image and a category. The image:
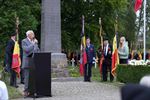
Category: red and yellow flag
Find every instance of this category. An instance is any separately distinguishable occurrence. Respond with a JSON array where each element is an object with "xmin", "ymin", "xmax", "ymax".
[
  {"xmin": 80, "ymin": 15, "xmax": 87, "ymax": 76},
  {"xmin": 111, "ymin": 35, "xmax": 119, "ymax": 77},
  {"xmin": 12, "ymin": 41, "xmax": 21, "ymax": 77}
]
